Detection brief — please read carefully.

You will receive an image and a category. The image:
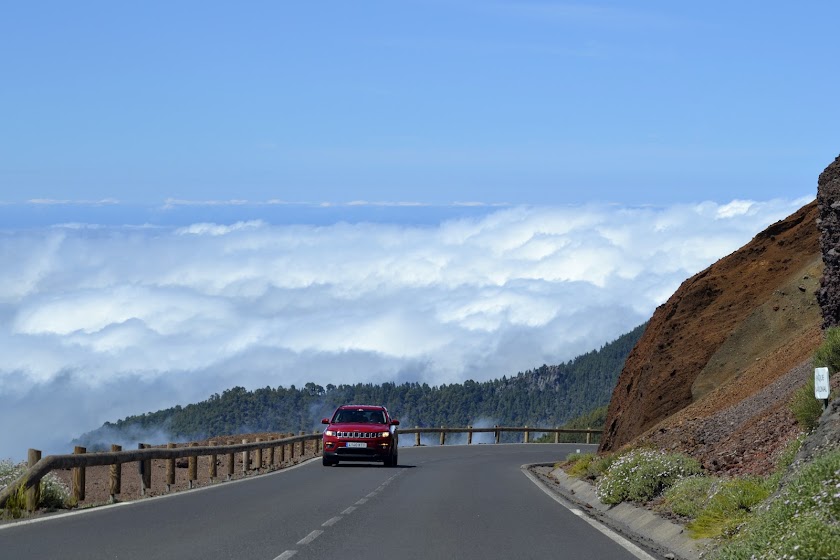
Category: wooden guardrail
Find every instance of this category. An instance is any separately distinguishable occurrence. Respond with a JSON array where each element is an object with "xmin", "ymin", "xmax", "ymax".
[
  {"xmin": 0, "ymin": 432, "xmax": 322, "ymax": 511},
  {"xmin": 396, "ymin": 426, "xmax": 600, "ymax": 446}
]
